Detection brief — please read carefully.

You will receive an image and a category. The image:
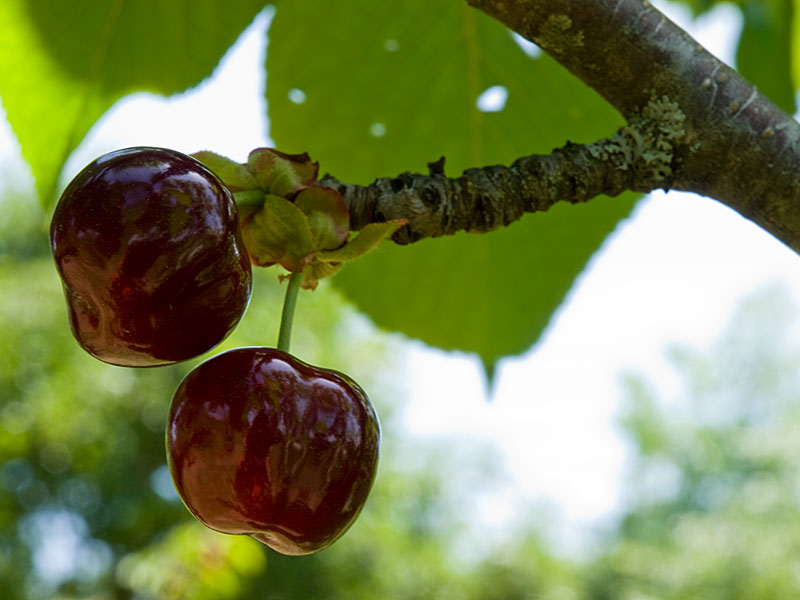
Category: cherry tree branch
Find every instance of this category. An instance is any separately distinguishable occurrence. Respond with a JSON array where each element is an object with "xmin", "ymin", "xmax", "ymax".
[
  {"xmin": 469, "ymin": 0, "xmax": 800, "ymax": 251},
  {"xmin": 321, "ymin": 96, "xmax": 685, "ymax": 244},
  {"xmin": 324, "ymin": 0, "xmax": 800, "ymax": 253}
]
